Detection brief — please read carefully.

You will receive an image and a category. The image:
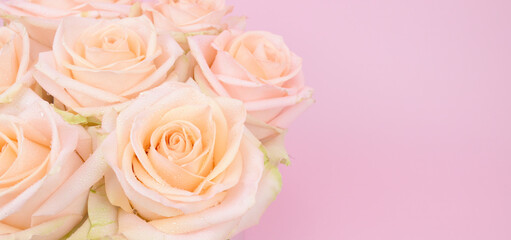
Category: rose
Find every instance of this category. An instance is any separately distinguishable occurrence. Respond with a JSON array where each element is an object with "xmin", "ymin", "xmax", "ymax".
[
  {"xmin": 0, "ymin": 0, "xmax": 138, "ymax": 47},
  {"xmin": 143, "ymin": 0, "xmax": 232, "ymax": 33},
  {"xmin": 0, "ymin": 89, "xmax": 91, "ymax": 239},
  {"xmin": 0, "ymin": 22, "xmax": 34, "ymax": 103},
  {"xmin": 188, "ymin": 30, "xmax": 313, "ymax": 140},
  {"xmin": 64, "ymin": 82, "xmax": 281, "ymax": 239},
  {"xmin": 34, "ymin": 16, "xmax": 184, "ymax": 118},
  {"xmin": 102, "ymin": 82, "xmax": 261, "ymax": 238}
]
